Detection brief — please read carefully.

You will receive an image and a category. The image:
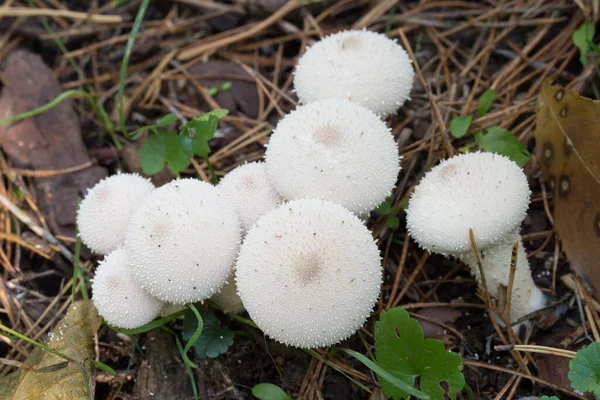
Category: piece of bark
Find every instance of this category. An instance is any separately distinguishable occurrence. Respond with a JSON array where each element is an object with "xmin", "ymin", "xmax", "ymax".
[
  {"xmin": 134, "ymin": 330, "xmax": 194, "ymax": 399},
  {"xmin": 0, "ymin": 50, "xmax": 106, "ymax": 239}
]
